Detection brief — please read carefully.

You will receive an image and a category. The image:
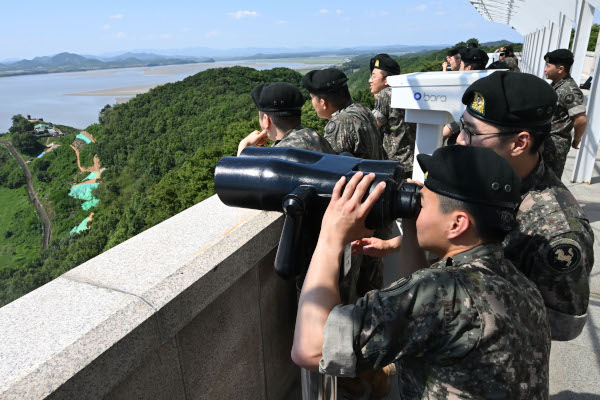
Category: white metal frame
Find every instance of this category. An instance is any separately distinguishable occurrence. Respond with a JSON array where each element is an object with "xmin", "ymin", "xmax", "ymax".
[{"xmin": 469, "ymin": 0, "xmax": 599, "ymax": 183}]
